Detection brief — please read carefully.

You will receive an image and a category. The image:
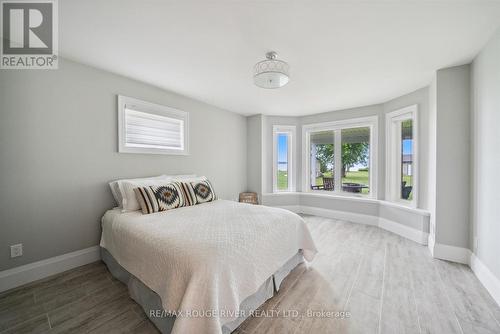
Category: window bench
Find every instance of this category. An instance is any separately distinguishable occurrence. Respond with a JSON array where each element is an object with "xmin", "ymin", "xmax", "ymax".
[{"xmin": 261, "ymin": 192, "xmax": 430, "ymax": 245}]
